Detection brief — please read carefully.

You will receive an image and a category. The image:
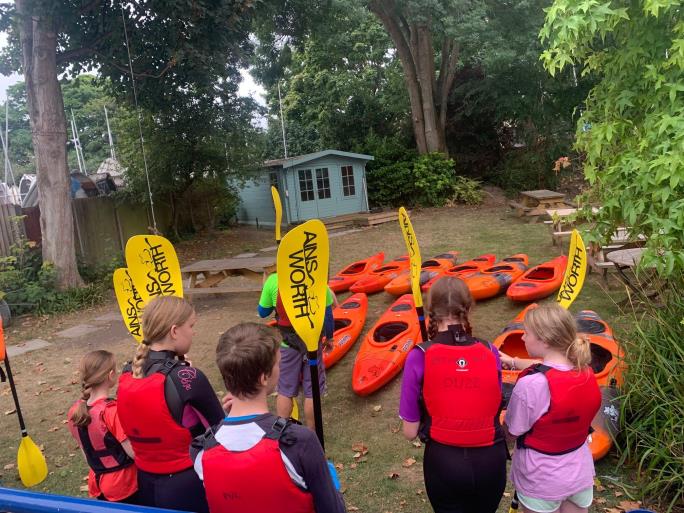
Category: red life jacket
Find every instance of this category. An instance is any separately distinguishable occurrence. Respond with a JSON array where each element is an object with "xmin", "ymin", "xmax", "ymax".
[
  {"xmin": 516, "ymin": 364, "xmax": 601, "ymax": 455},
  {"xmin": 117, "ymin": 361, "xmax": 193, "ymax": 473},
  {"xmin": 67, "ymin": 398, "xmax": 134, "ymax": 475},
  {"xmin": 275, "ymin": 294, "xmax": 292, "ymax": 327},
  {"xmin": 421, "ymin": 334, "xmax": 502, "ymax": 447},
  {"xmin": 201, "ymin": 419, "xmax": 315, "ymax": 513}
]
